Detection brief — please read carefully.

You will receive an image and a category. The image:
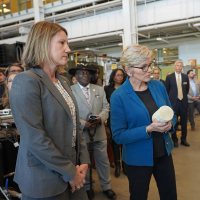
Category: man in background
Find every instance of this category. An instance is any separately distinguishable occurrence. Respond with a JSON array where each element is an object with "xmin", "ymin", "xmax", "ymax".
[
  {"xmin": 165, "ymin": 60, "xmax": 190, "ymax": 147},
  {"xmin": 187, "ymin": 70, "xmax": 200, "ymax": 131},
  {"xmin": 69, "ymin": 63, "xmax": 116, "ymax": 200},
  {"xmin": 152, "ymin": 68, "xmax": 166, "ymax": 86}
]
